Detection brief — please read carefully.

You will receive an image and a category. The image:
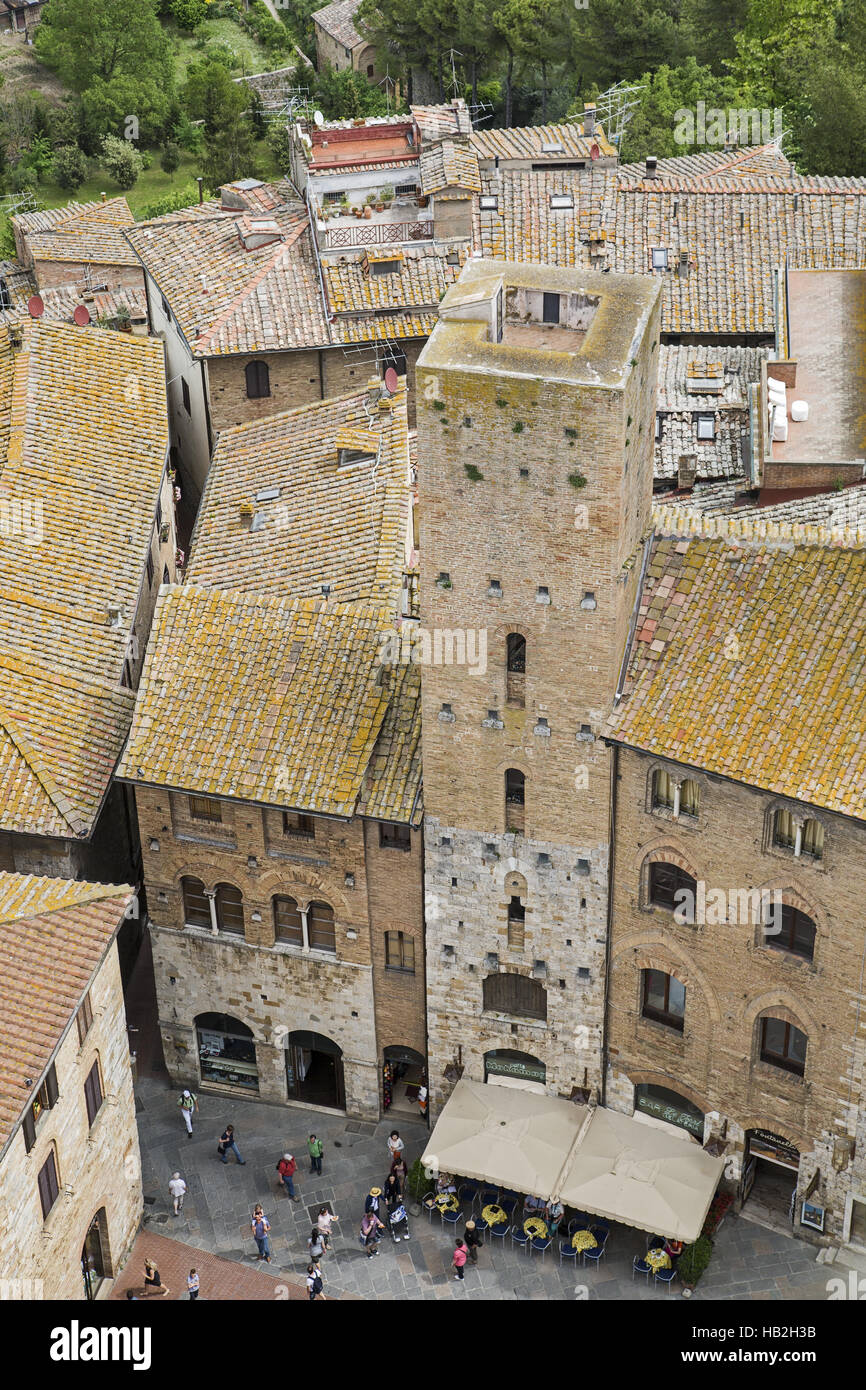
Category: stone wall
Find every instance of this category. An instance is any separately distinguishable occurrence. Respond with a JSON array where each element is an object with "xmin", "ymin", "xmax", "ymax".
[{"xmin": 31, "ymin": 260, "xmax": 145, "ymax": 296}]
